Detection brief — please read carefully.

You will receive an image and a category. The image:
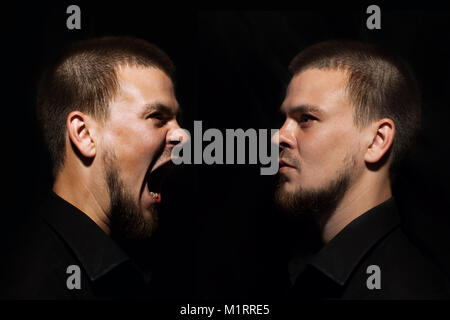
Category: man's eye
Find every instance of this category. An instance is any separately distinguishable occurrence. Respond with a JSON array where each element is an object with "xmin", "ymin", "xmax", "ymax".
[
  {"xmin": 299, "ymin": 114, "xmax": 315, "ymax": 123},
  {"xmin": 147, "ymin": 113, "xmax": 167, "ymax": 121}
]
